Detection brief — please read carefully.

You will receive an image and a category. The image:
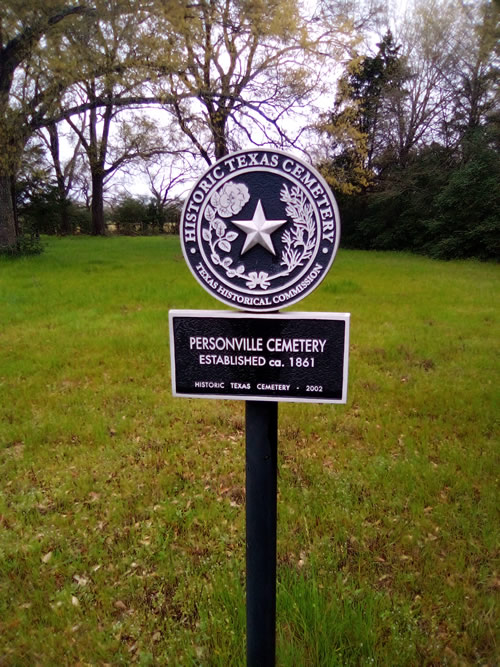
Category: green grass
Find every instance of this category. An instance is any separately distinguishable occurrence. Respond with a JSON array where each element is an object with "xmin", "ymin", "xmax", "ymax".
[{"xmin": 0, "ymin": 236, "xmax": 498, "ymax": 665}]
